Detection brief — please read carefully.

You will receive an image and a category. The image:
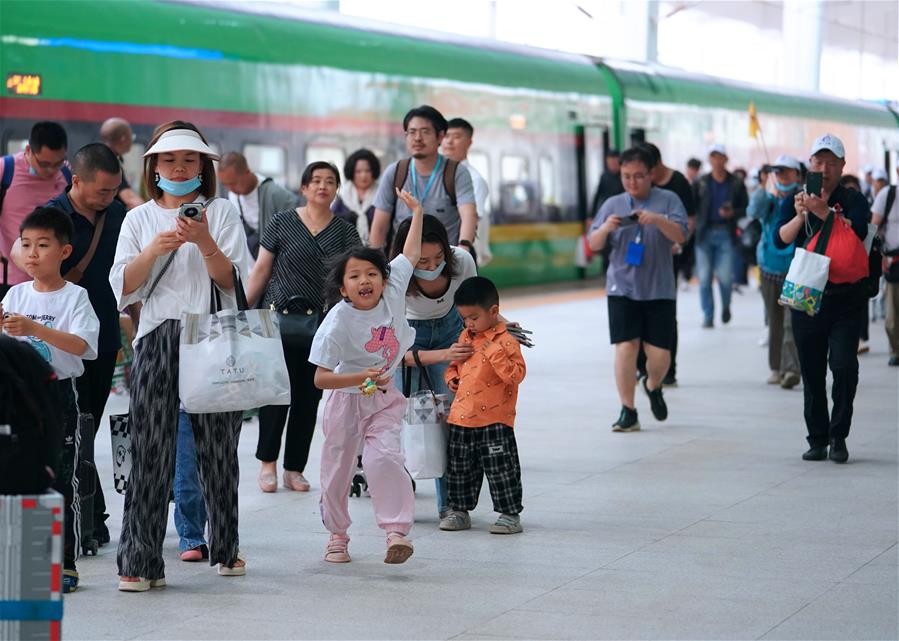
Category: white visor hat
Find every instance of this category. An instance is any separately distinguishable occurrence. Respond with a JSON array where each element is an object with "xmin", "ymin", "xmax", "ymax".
[{"xmin": 144, "ymin": 129, "xmax": 220, "ymax": 160}]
